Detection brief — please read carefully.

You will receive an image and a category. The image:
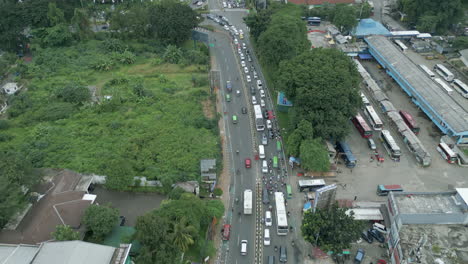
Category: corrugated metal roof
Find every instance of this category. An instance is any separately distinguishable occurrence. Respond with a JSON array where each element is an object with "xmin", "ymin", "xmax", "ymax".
[
  {"xmin": 0, "ymin": 244, "xmax": 39, "ymax": 264},
  {"xmin": 32, "ymin": 241, "xmax": 115, "ymax": 264}
]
